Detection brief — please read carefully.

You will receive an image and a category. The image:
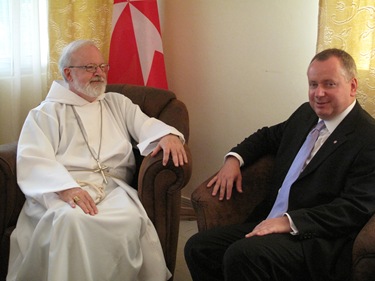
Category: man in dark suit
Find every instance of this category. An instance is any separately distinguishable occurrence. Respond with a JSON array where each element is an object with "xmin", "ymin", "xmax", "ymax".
[{"xmin": 184, "ymin": 49, "xmax": 375, "ymax": 281}]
